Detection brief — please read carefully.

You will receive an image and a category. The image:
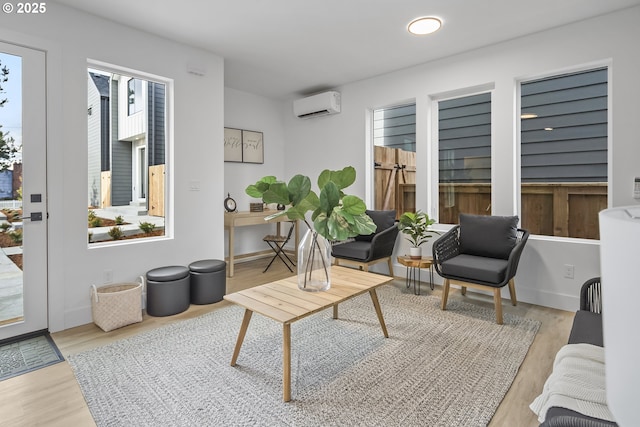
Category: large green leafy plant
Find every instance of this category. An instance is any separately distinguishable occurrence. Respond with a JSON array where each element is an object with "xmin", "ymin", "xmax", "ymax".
[{"xmin": 245, "ymin": 166, "xmax": 376, "ymax": 240}]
